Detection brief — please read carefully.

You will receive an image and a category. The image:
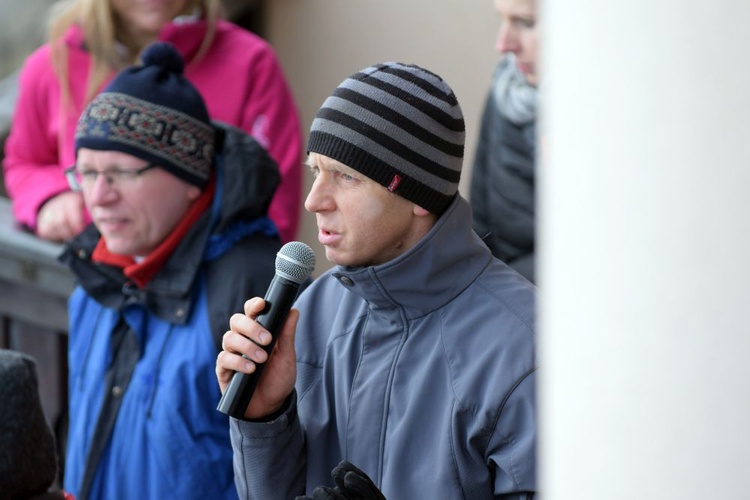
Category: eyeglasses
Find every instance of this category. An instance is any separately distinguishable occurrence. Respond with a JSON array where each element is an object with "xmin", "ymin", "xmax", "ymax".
[{"xmin": 64, "ymin": 163, "xmax": 159, "ymax": 191}]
